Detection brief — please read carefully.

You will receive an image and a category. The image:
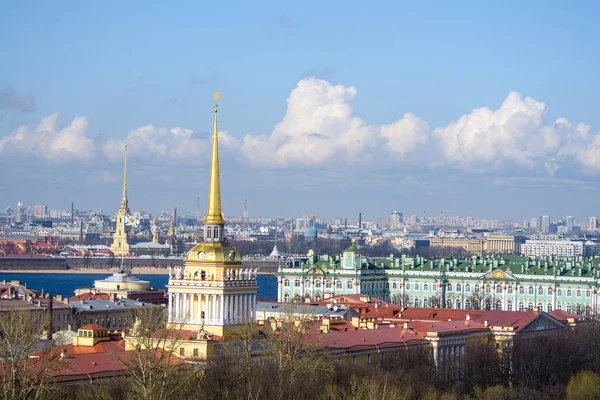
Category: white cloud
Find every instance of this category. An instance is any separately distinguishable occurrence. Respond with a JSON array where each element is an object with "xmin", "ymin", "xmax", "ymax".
[
  {"xmin": 2, "ymin": 80, "xmax": 599, "ymax": 180},
  {"xmin": 103, "ymin": 125, "xmax": 238, "ymax": 165},
  {"xmin": 432, "ymin": 92, "xmax": 600, "ymax": 174},
  {"xmin": 0, "ymin": 113, "xmax": 95, "ymax": 161},
  {"xmin": 240, "ymin": 77, "xmax": 429, "ymax": 167}
]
